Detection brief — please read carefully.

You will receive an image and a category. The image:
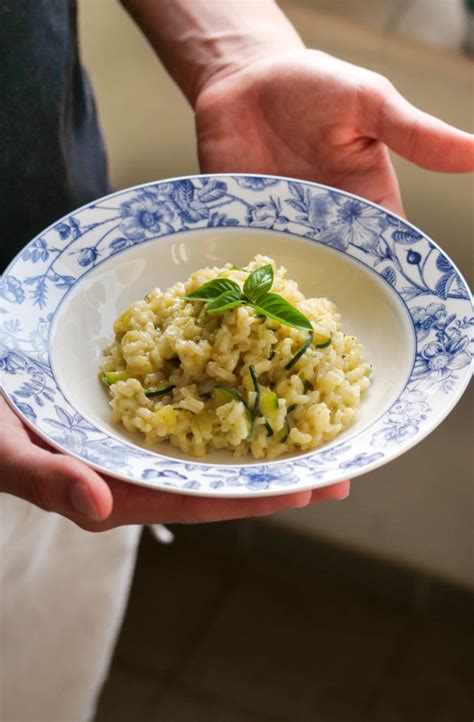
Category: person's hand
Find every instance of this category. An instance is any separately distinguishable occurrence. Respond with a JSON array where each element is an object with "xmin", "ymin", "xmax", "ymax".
[
  {"xmin": 195, "ymin": 49, "xmax": 474, "ymax": 217},
  {"xmin": 0, "ymin": 395, "xmax": 349, "ymax": 531}
]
